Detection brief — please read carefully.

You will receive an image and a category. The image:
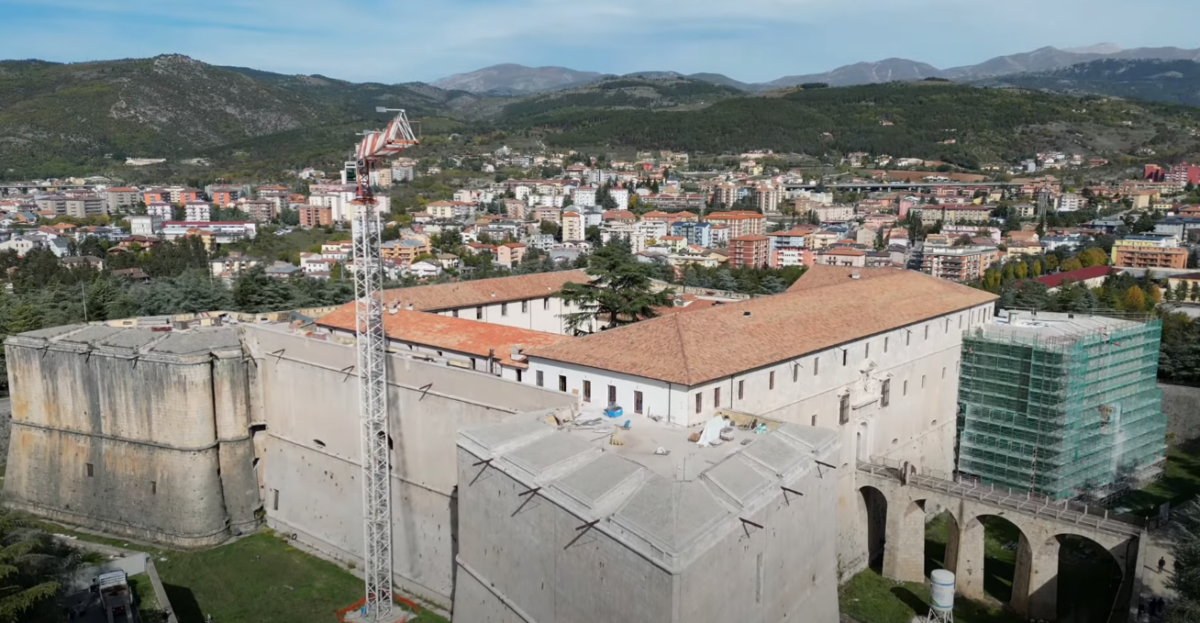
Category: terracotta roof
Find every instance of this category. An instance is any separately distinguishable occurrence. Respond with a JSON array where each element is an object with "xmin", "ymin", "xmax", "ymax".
[
  {"xmin": 526, "ymin": 266, "xmax": 997, "ymax": 386},
  {"xmin": 822, "ymin": 247, "xmax": 866, "ymax": 257},
  {"xmin": 332, "ymin": 270, "xmax": 590, "ymax": 313},
  {"xmin": 1035, "ymin": 266, "xmax": 1112, "ymax": 289},
  {"xmin": 317, "ymin": 309, "xmax": 570, "ymax": 367}
]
